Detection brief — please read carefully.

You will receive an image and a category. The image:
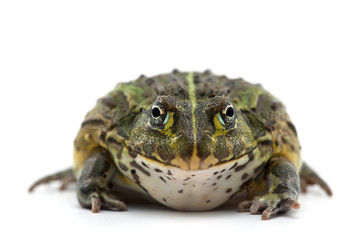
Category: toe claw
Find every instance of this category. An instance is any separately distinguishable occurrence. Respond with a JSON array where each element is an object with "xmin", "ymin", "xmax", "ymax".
[
  {"xmin": 250, "ymin": 200, "xmax": 264, "ymax": 214},
  {"xmin": 261, "ymin": 207, "xmax": 275, "ymax": 220},
  {"xmin": 291, "ymin": 201, "xmax": 300, "ymax": 209},
  {"xmin": 282, "ymin": 199, "xmax": 300, "ymax": 211},
  {"xmin": 91, "ymin": 194, "xmax": 101, "ymax": 213}
]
